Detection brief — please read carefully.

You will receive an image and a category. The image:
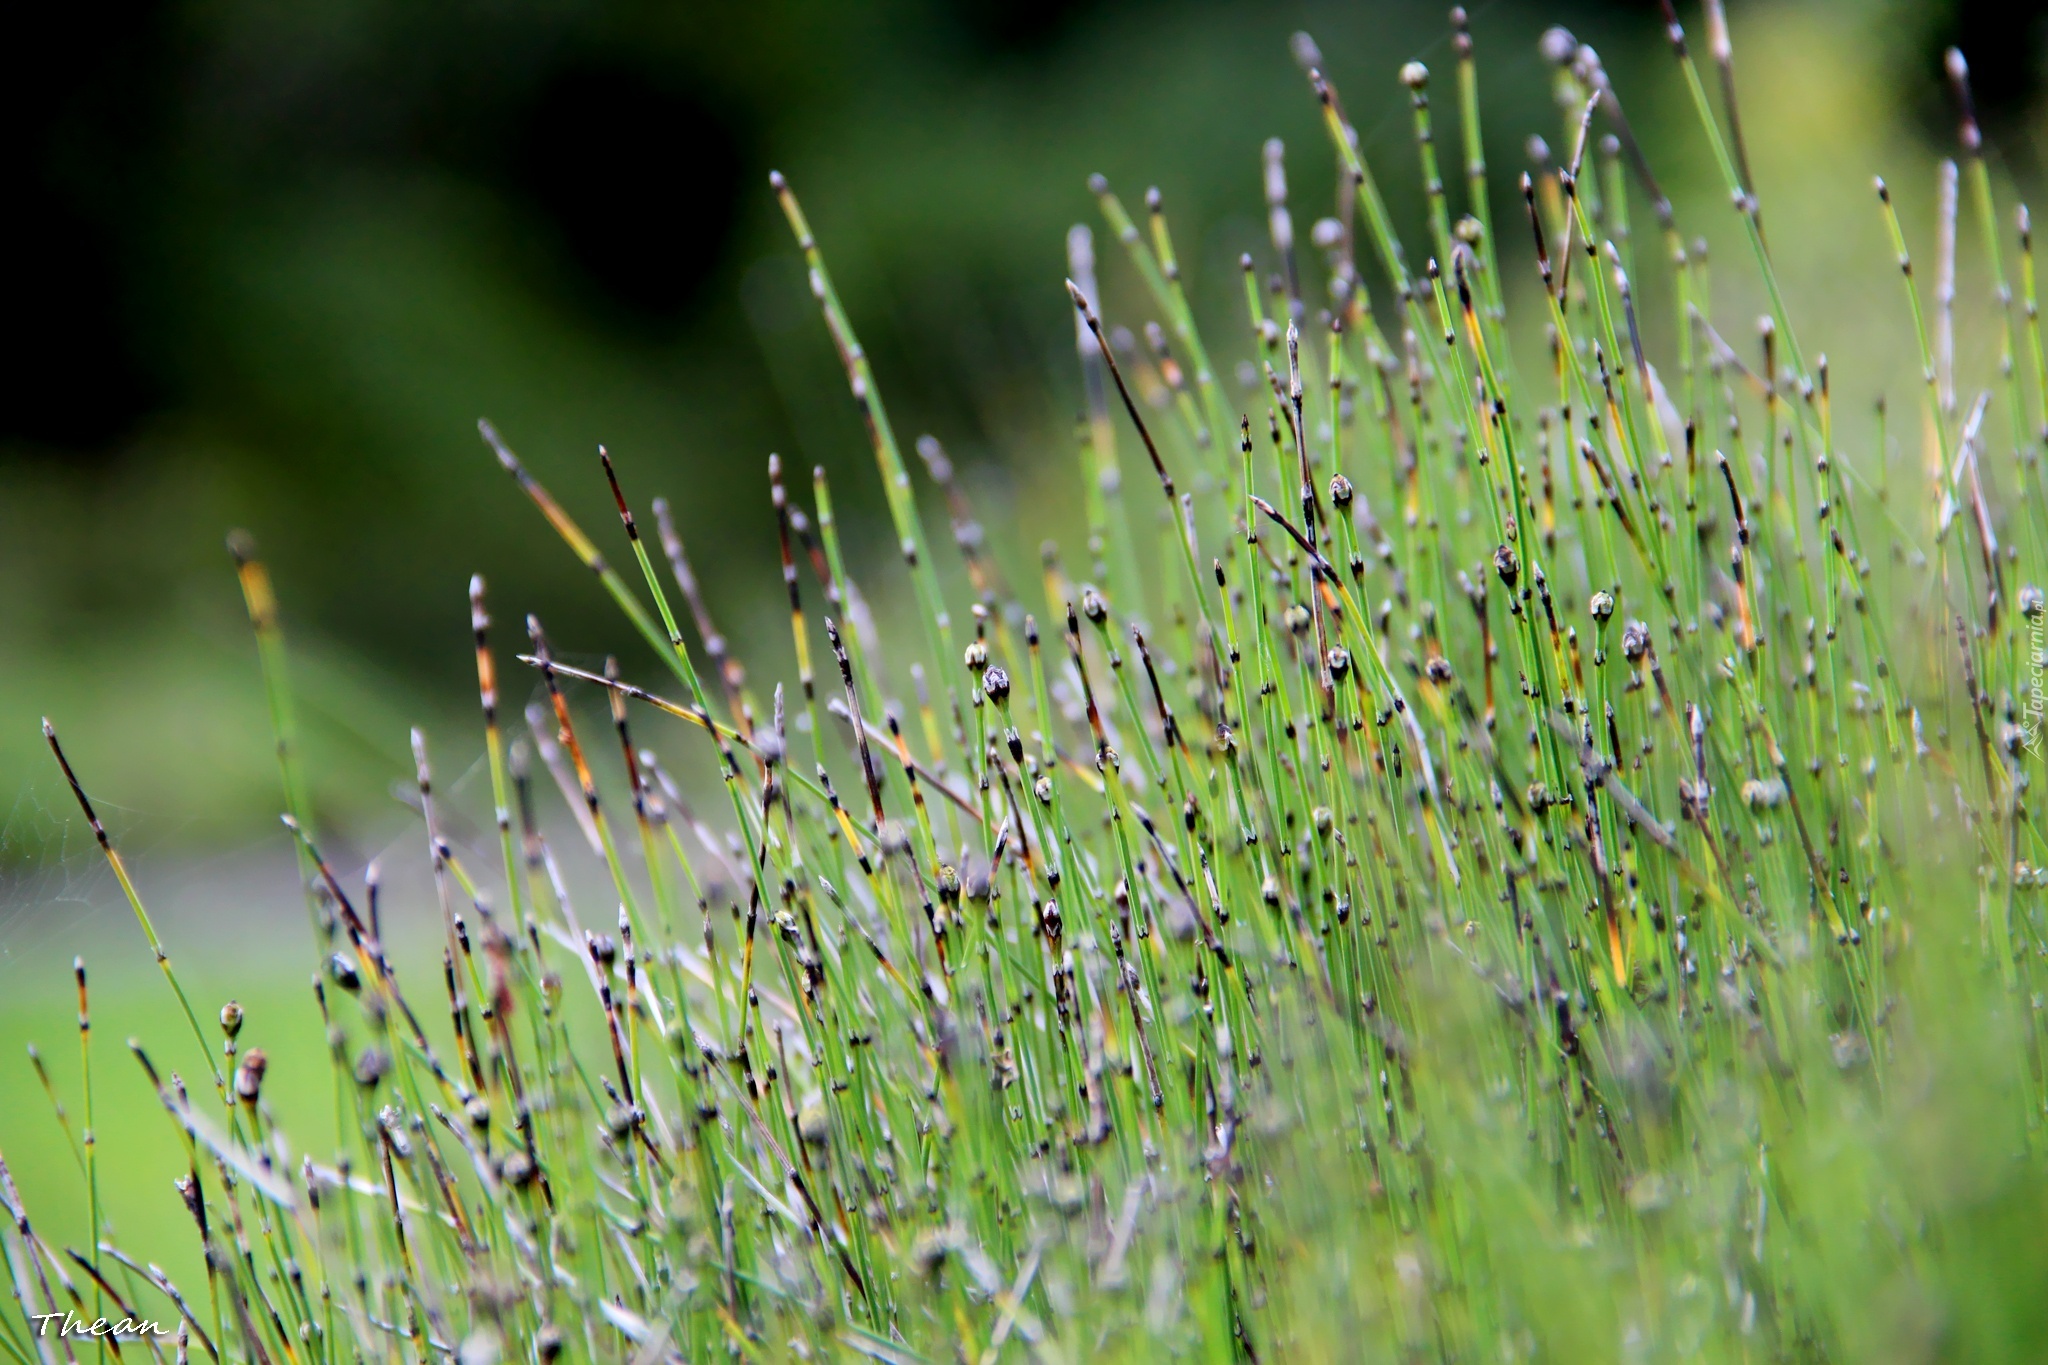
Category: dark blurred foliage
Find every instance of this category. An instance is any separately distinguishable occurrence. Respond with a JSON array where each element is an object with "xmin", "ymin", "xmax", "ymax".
[
  {"xmin": 0, "ymin": 0, "xmax": 2037, "ymax": 840},
  {"xmin": 1935, "ymin": 0, "xmax": 2048, "ymax": 119},
  {"xmin": 1916, "ymin": 0, "xmax": 2048, "ymax": 184},
  {"xmin": 4, "ymin": 1, "xmax": 168, "ymax": 449}
]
